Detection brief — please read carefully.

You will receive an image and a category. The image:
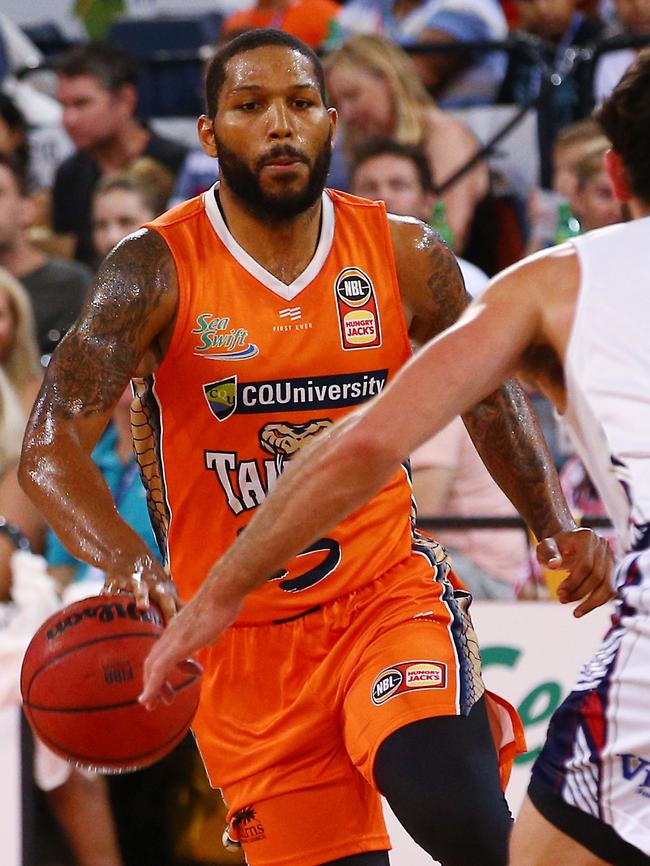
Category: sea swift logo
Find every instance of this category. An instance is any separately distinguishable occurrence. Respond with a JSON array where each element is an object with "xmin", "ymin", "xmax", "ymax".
[
  {"xmin": 192, "ymin": 313, "xmax": 259, "ymax": 360},
  {"xmin": 334, "ymin": 267, "xmax": 382, "ymax": 350},
  {"xmin": 371, "ymin": 661, "xmax": 447, "ymax": 705}
]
